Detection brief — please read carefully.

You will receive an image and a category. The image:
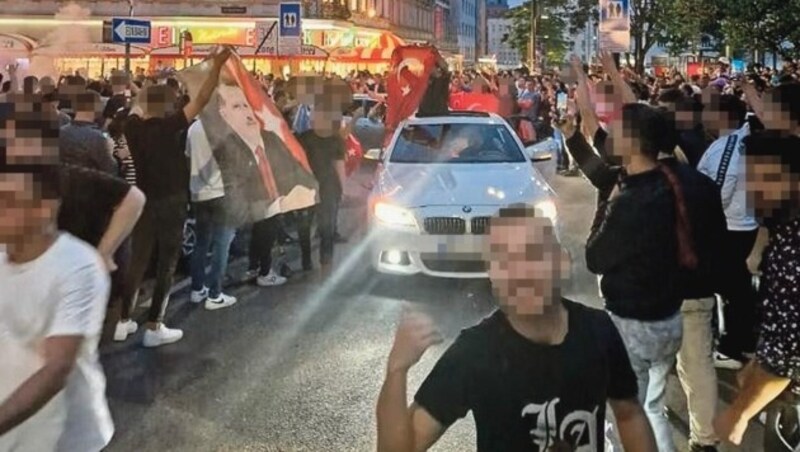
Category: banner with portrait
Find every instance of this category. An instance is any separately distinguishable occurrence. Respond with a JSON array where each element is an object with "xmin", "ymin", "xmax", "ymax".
[
  {"xmin": 598, "ymin": 0, "xmax": 630, "ymax": 53},
  {"xmin": 179, "ymin": 53, "xmax": 319, "ymax": 226}
]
